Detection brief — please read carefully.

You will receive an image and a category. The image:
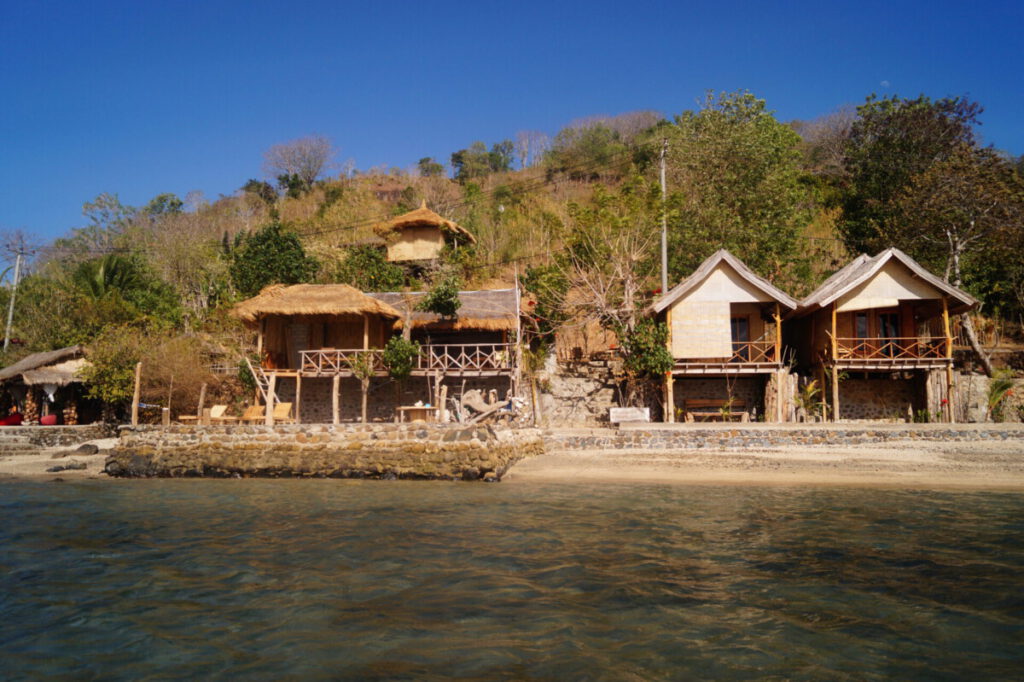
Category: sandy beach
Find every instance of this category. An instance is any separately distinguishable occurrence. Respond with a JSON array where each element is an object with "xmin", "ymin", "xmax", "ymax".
[
  {"xmin": 507, "ymin": 439, "xmax": 1024, "ymax": 489},
  {"xmin": 0, "ymin": 439, "xmax": 117, "ymax": 480}
]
